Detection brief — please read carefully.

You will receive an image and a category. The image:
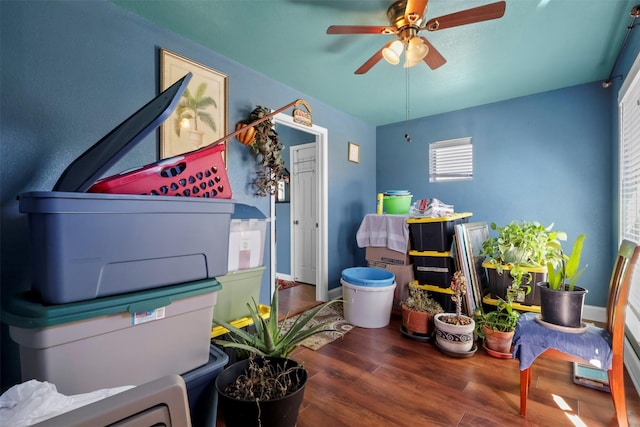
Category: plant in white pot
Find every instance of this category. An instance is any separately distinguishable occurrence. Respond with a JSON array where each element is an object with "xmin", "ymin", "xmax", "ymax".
[
  {"xmin": 537, "ymin": 233, "xmax": 588, "ymax": 329},
  {"xmin": 434, "ymin": 271, "xmax": 476, "ymax": 355},
  {"xmin": 212, "ymin": 287, "xmax": 342, "ymax": 427},
  {"xmin": 480, "ymin": 221, "xmax": 566, "ymax": 306}
]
